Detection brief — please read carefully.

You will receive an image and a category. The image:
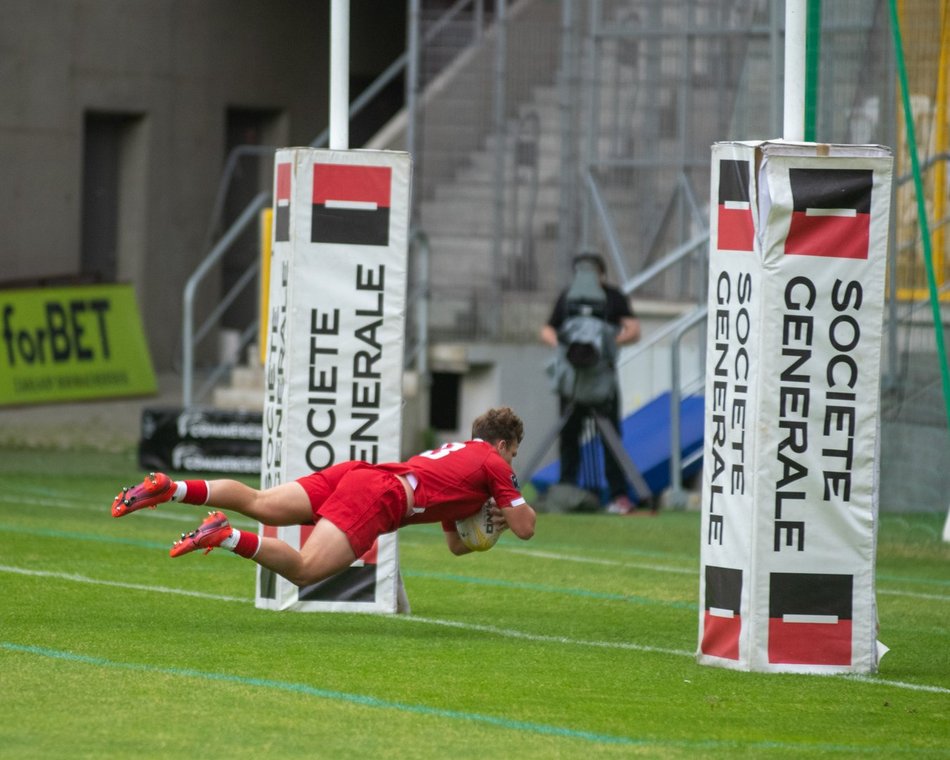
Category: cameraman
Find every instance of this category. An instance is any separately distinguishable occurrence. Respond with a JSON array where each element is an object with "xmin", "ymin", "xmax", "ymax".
[{"xmin": 539, "ymin": 252, "xmax": 641, "ymax": 514}]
